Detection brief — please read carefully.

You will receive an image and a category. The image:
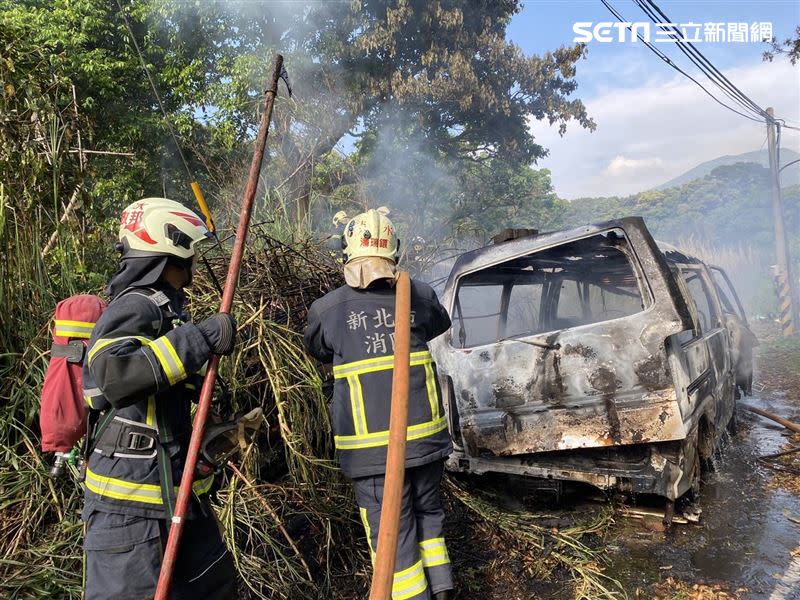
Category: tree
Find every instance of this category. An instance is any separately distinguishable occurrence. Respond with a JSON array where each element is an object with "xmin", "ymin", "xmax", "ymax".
[
  {"xmin": 763, "ymin": 25, "xmax": 800, "ymax": 65},
  {"xmin": 143, "ymin": 0, "xmax": 594, "ymax": 222}
]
